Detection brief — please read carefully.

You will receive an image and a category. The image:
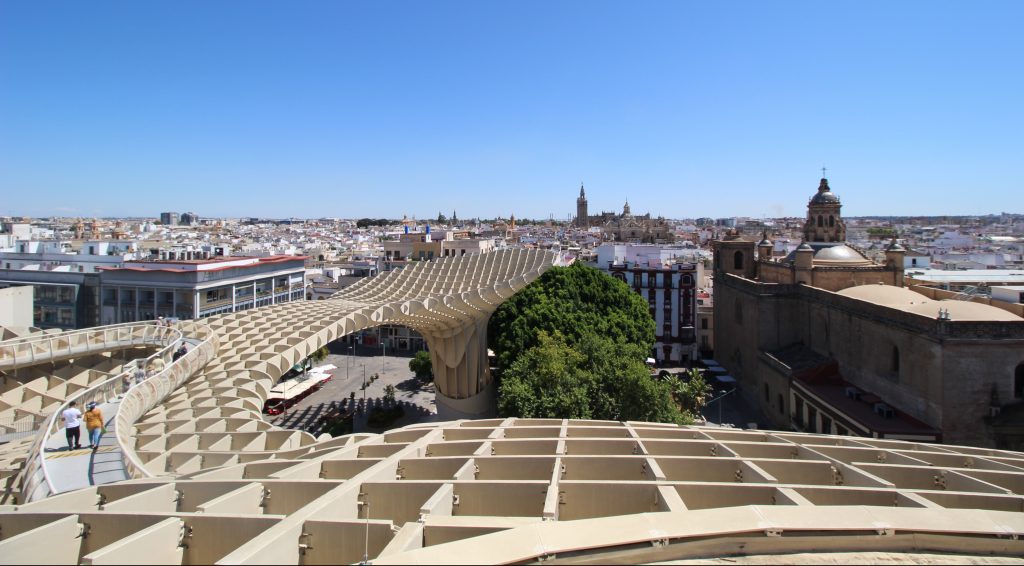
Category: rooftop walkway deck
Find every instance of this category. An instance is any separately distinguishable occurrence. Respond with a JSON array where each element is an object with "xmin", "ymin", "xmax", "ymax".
[{"xmin": 43, "ymin": 400, "xmax": 128, "ymax": 493}]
